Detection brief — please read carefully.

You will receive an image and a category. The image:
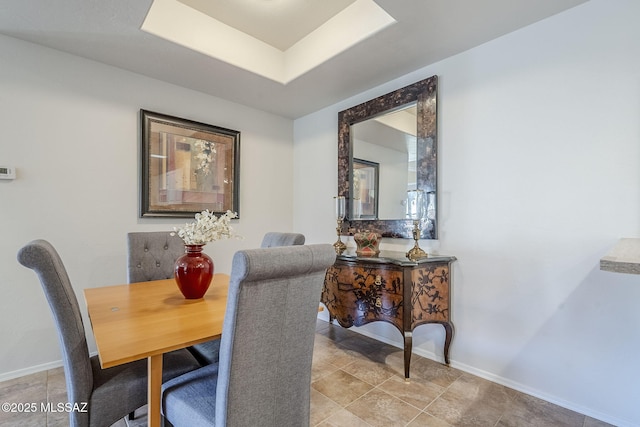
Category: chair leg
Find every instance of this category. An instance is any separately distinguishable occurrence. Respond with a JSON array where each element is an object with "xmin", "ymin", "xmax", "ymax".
[{"xmin": 128, "ymin": 410, "xmax": 135, "ymax": 420}]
